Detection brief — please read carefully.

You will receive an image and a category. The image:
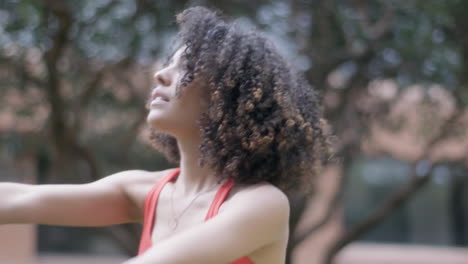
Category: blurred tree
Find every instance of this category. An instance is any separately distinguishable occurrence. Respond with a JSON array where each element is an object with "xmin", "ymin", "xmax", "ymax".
[
  {"xmin": 0, "ymin": 0, "xmax": 467, "ymax": 263},
  {"xmin": 0, "ymin": 0, "xmax": 191, "ymax": 255},
  {"xmin": 282, "ymin": 0, "xmax": 468, "ymax": 263}
]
